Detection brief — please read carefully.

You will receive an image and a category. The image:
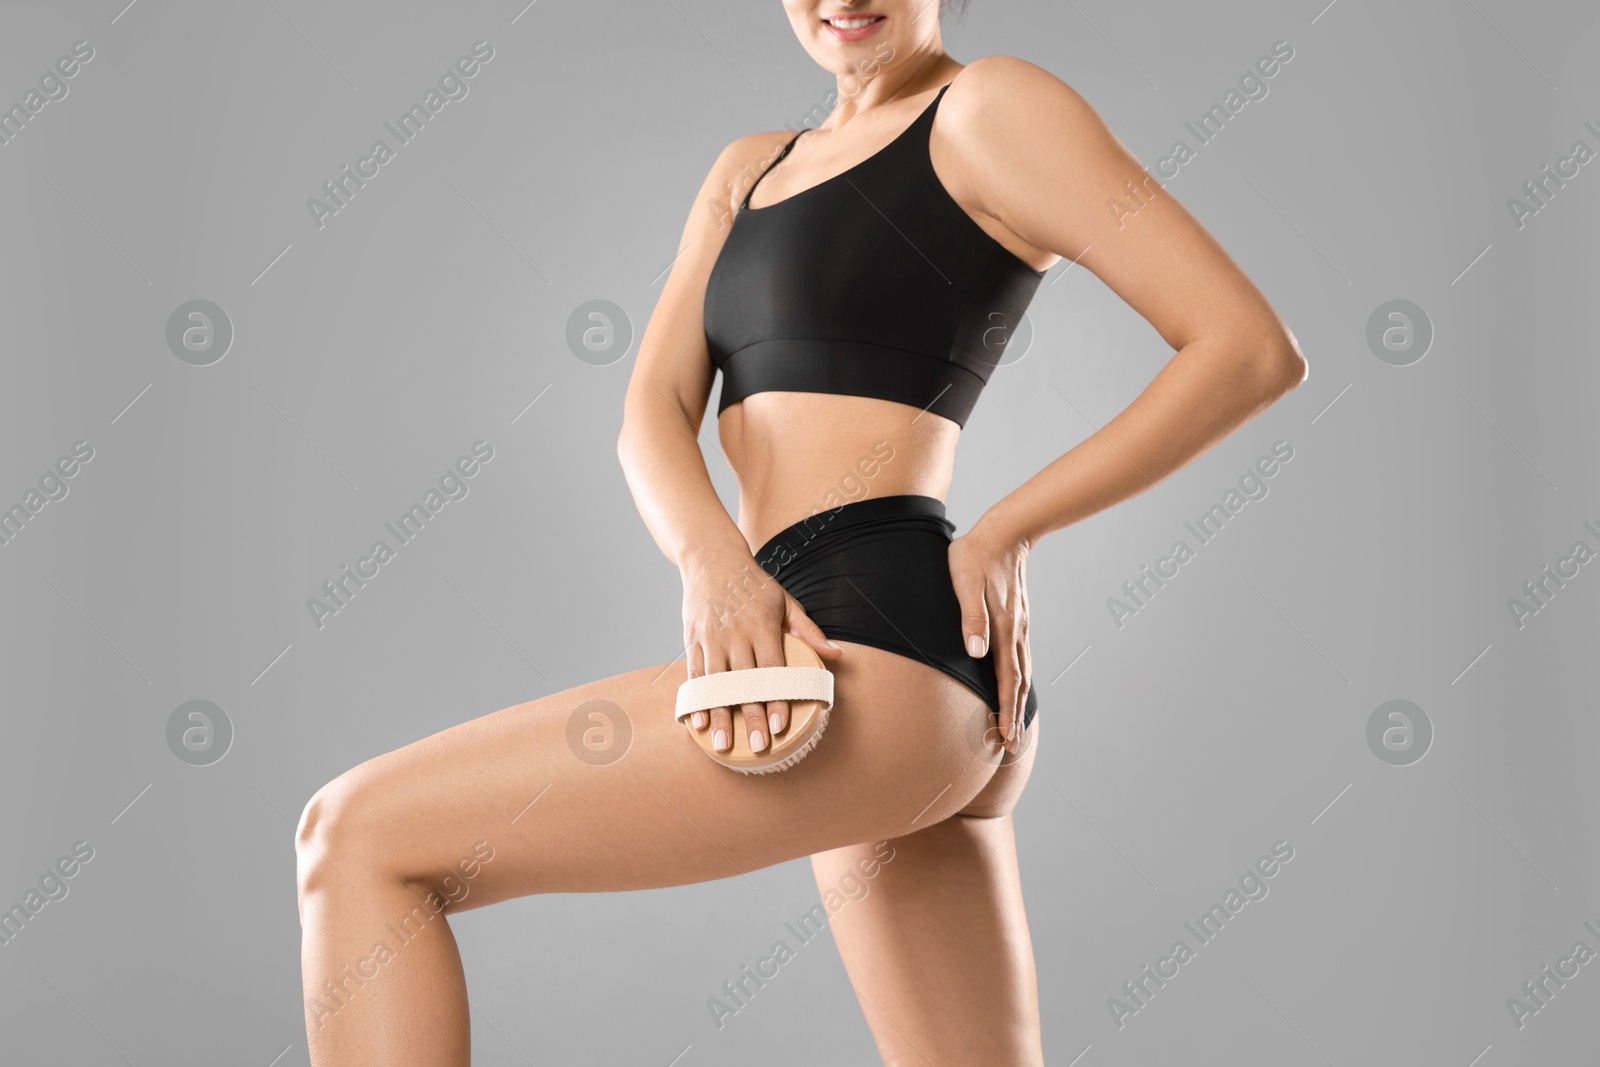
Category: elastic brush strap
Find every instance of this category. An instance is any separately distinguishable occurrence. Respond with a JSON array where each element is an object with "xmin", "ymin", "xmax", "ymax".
[{"xmin": 674, "ymin": 666, "xmax": 834, "ymax": 721}]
